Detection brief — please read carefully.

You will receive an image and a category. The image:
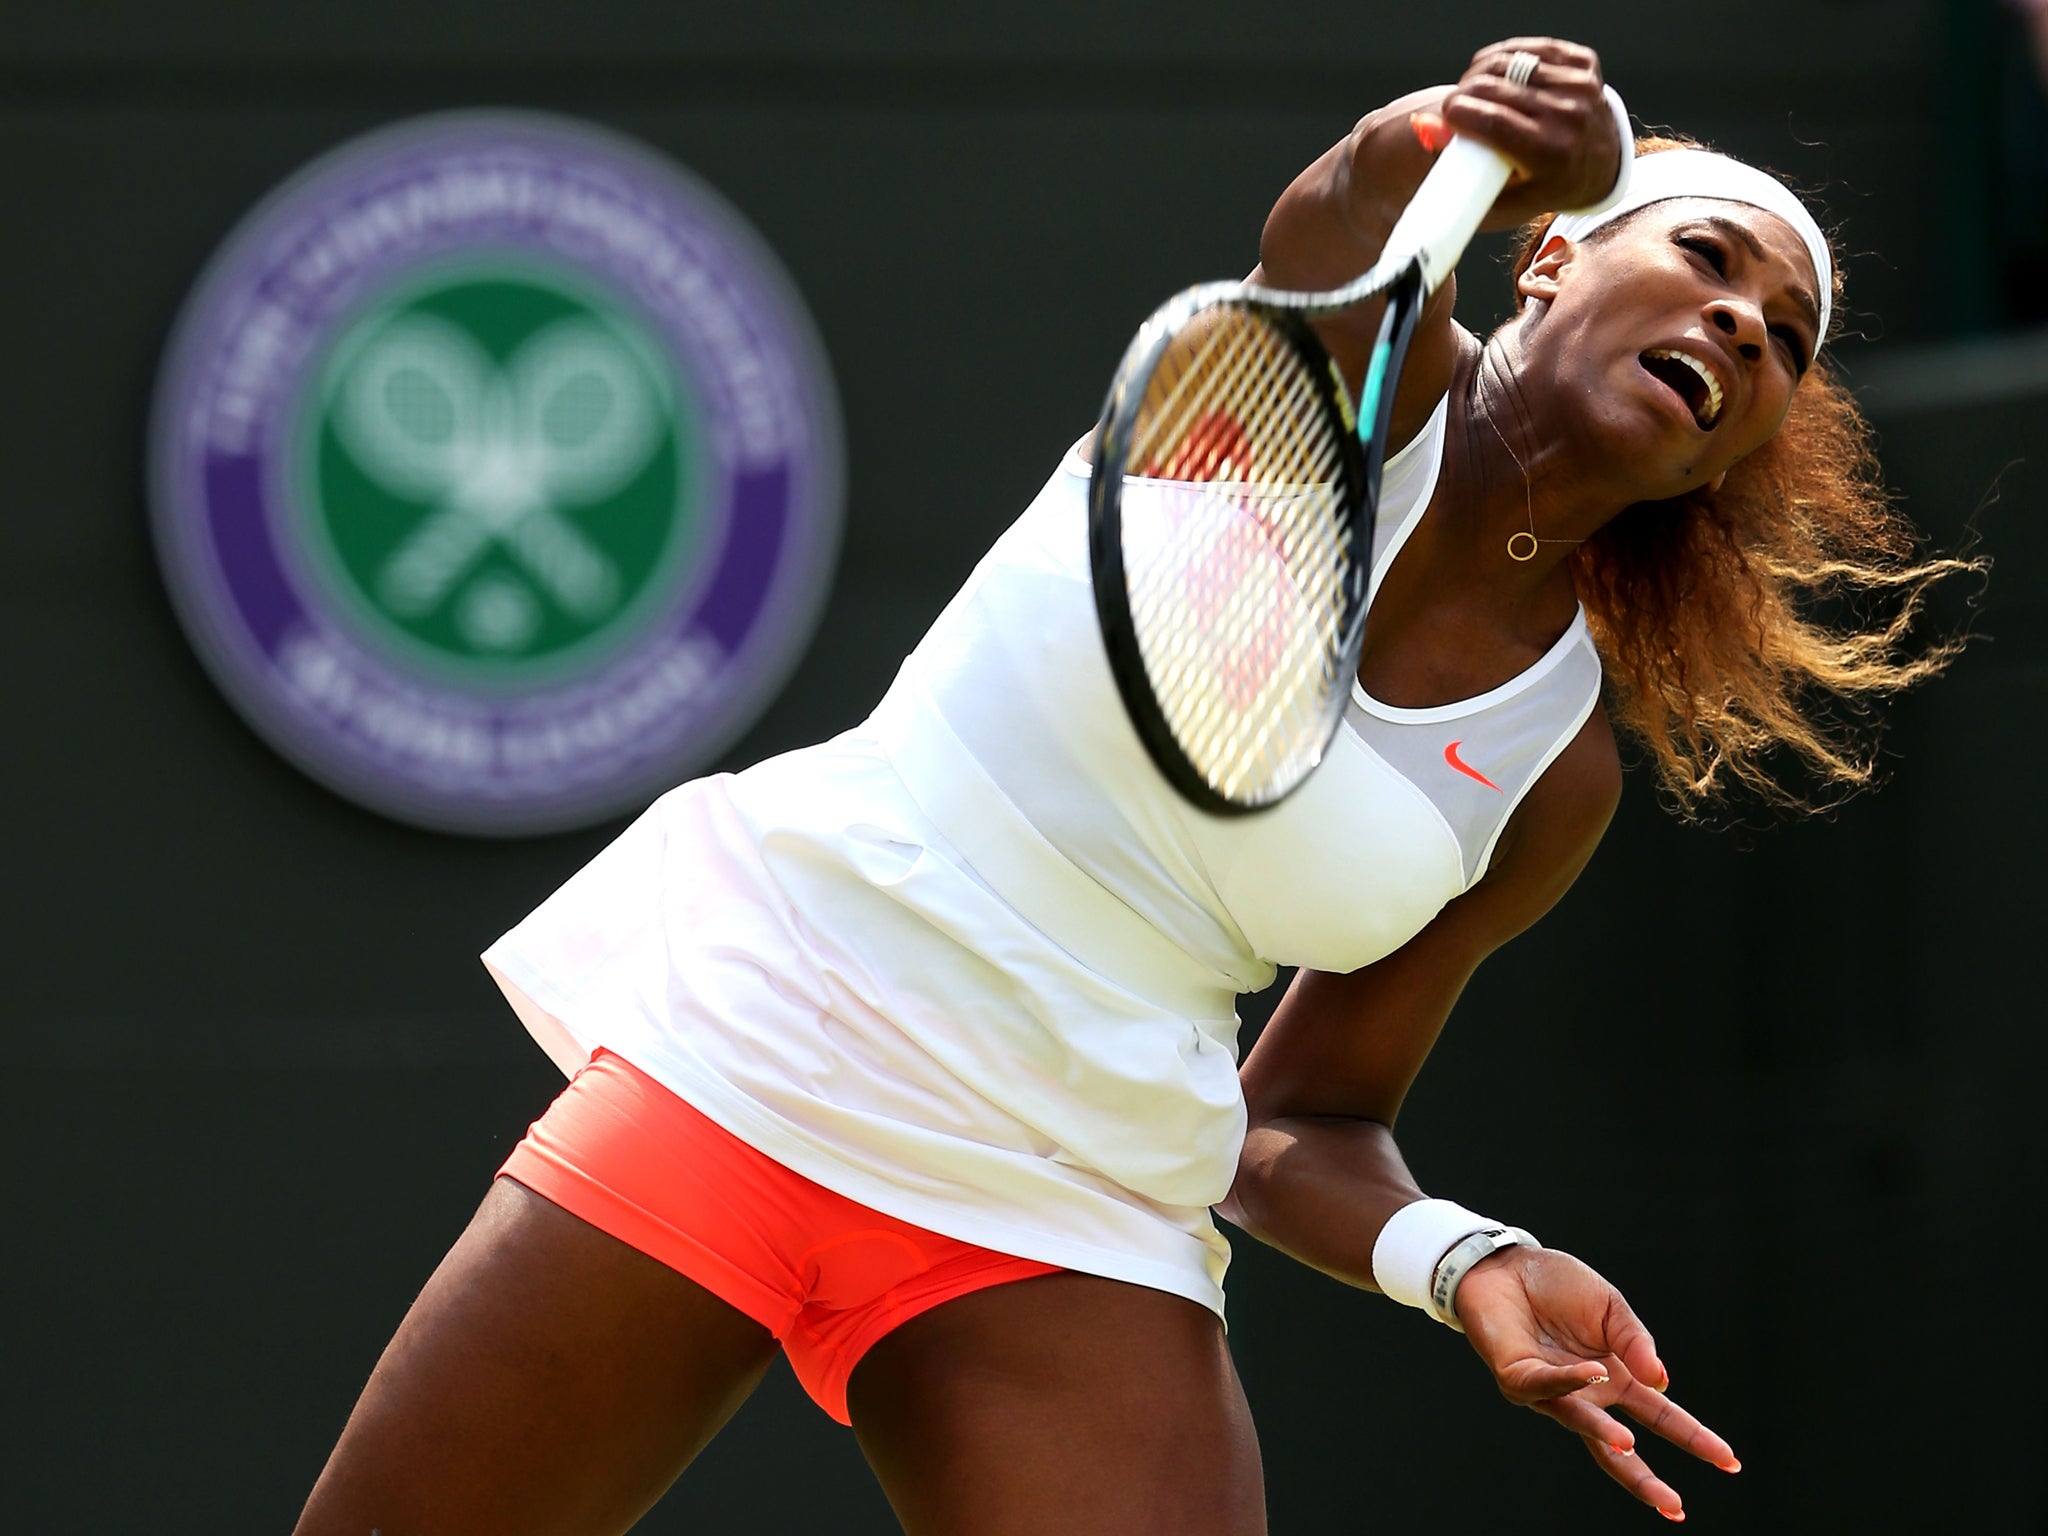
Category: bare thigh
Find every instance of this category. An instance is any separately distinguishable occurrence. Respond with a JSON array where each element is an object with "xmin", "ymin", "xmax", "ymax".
[
  {"xmin": 296, "ymin": 1176, "xmax": 778, "ymax": 1536},
  {"xmin": 848, "ymin": 1272, "xmax": 1266, "ymax": 1536}
]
